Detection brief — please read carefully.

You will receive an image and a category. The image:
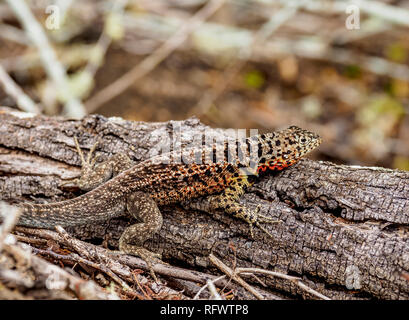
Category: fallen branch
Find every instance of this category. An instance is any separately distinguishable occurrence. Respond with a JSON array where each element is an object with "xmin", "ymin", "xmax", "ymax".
[
  {"xmin": 0, "ymin": 107, "xmax": 408, "ymax": 300},
  {"xmin": 0, "ymin": 64, "xmax": 40, "ymax": 114}
]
